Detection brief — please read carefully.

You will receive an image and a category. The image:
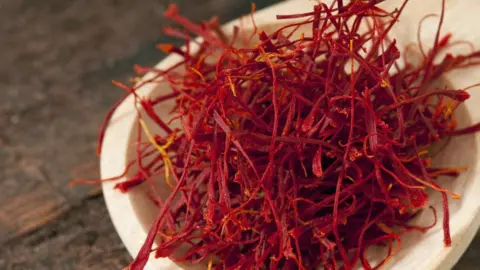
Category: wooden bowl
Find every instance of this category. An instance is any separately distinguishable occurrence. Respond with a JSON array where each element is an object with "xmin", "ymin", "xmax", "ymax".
[{"xmin": 100, "ymin": 0, "xmax": 480, "ymax": 269}]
